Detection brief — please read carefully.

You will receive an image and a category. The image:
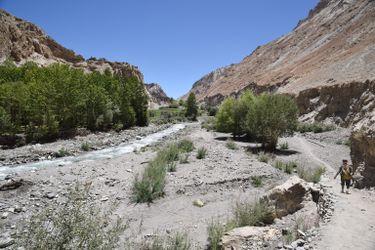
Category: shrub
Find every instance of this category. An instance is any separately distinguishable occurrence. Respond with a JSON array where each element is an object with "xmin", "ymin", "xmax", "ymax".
[
  {"xmin": 178, "ymin": 139, "xmax": 194, "ymax": 153},
  {"xmin": 55, "ymin": 147, "xmax": 70, "ymax": 157},
  {"xmin": 233, "ymin": 200, "xmax": 275, "ymax": 227},
  {"xmin": 257, "ymin": 152, "xmax": 270, "ymax": 163},
  {"xmin": 196, "ymin": 147, "xmax": 207, "ymax": 159},
  {"xmin": 132, "ymin": 157, "xmax": 167, "ymax": 203},
  {"xmin": 18, "ymin": 183, "xmax": 126, "ymax": 249},
  {"xmin": 215, "ymin": 97, "xmax": 235, "ymax": 133},
  {"xmin": 201, "ymin": 116, "xmax": 216, "ymax": 131},
  {"xmin": 245, "ymin": 93, "xmax": 298, "ymax": 150},
  {"xmin": 297, "ymin": 166, "xmax": 326, "ymax": 183},
  {"xmin": 226, "ymin": 140, "xmax": 238, "ymax": 150},
  {"xmin": 81, "ymin": 142, "xmax": 92, "ymax": 151},
  {"xmin": 297, "ymin": 122, "xmax": 336, "ymax": 133},
  {"xmin": 279, "ymin": 142, "xmax": 289, "ymax": 150},
  {"xmin": 251, "ymin": 176, "xmax": 263, "ymax": 187}
]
